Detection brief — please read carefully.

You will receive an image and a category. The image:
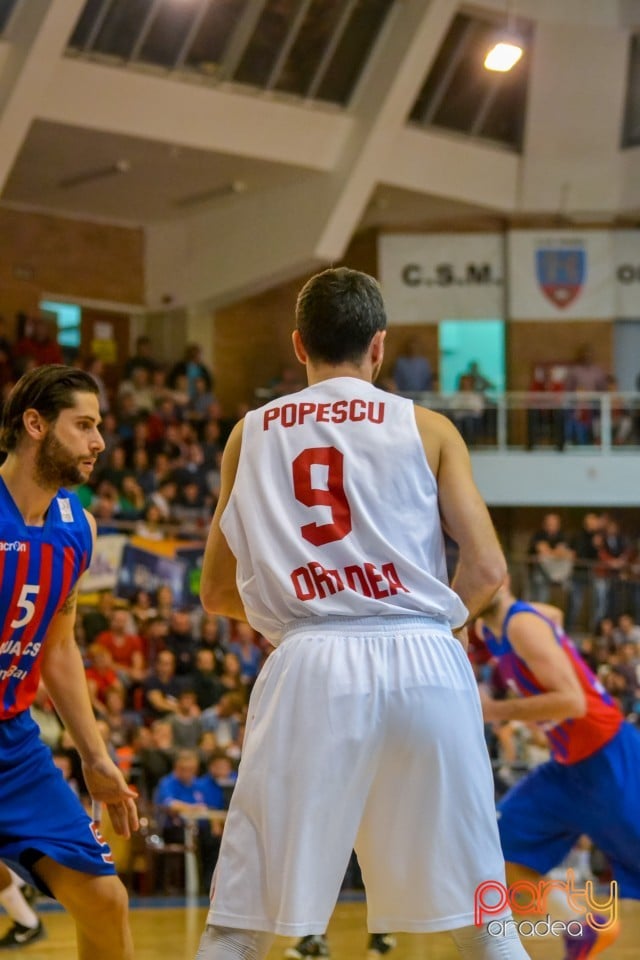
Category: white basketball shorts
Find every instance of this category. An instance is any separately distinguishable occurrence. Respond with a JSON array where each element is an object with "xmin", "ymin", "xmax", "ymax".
[{"xmin": 206, "ymin": 615, "xmax": 508, "ymax": 935}]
